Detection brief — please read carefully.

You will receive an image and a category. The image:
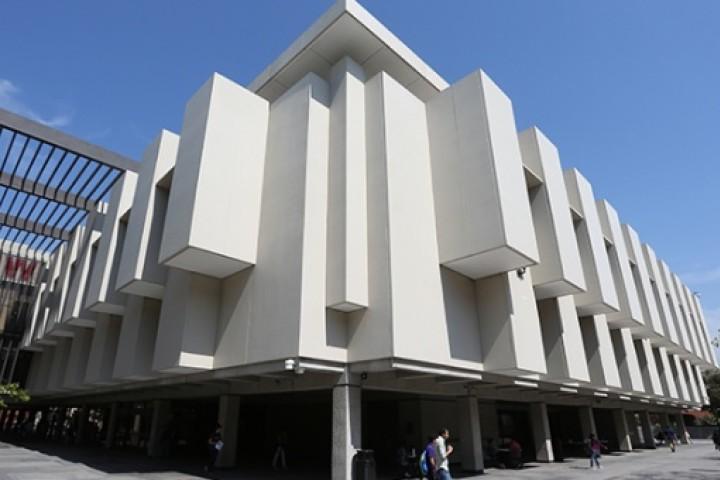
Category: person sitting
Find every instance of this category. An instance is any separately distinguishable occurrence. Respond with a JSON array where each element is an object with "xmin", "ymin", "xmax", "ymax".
[{"xmin": 508, "ymin": 438, "xmax": 522, "ymax": 469}]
